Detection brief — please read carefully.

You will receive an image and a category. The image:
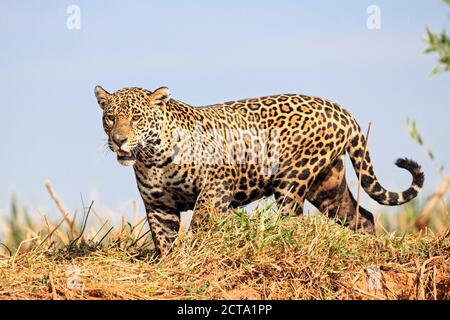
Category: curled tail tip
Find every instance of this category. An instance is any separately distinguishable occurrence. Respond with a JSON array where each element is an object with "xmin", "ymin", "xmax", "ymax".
[{"xmin": 395, "ymin": 157, "xmax": 425, "ymax": 189}]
